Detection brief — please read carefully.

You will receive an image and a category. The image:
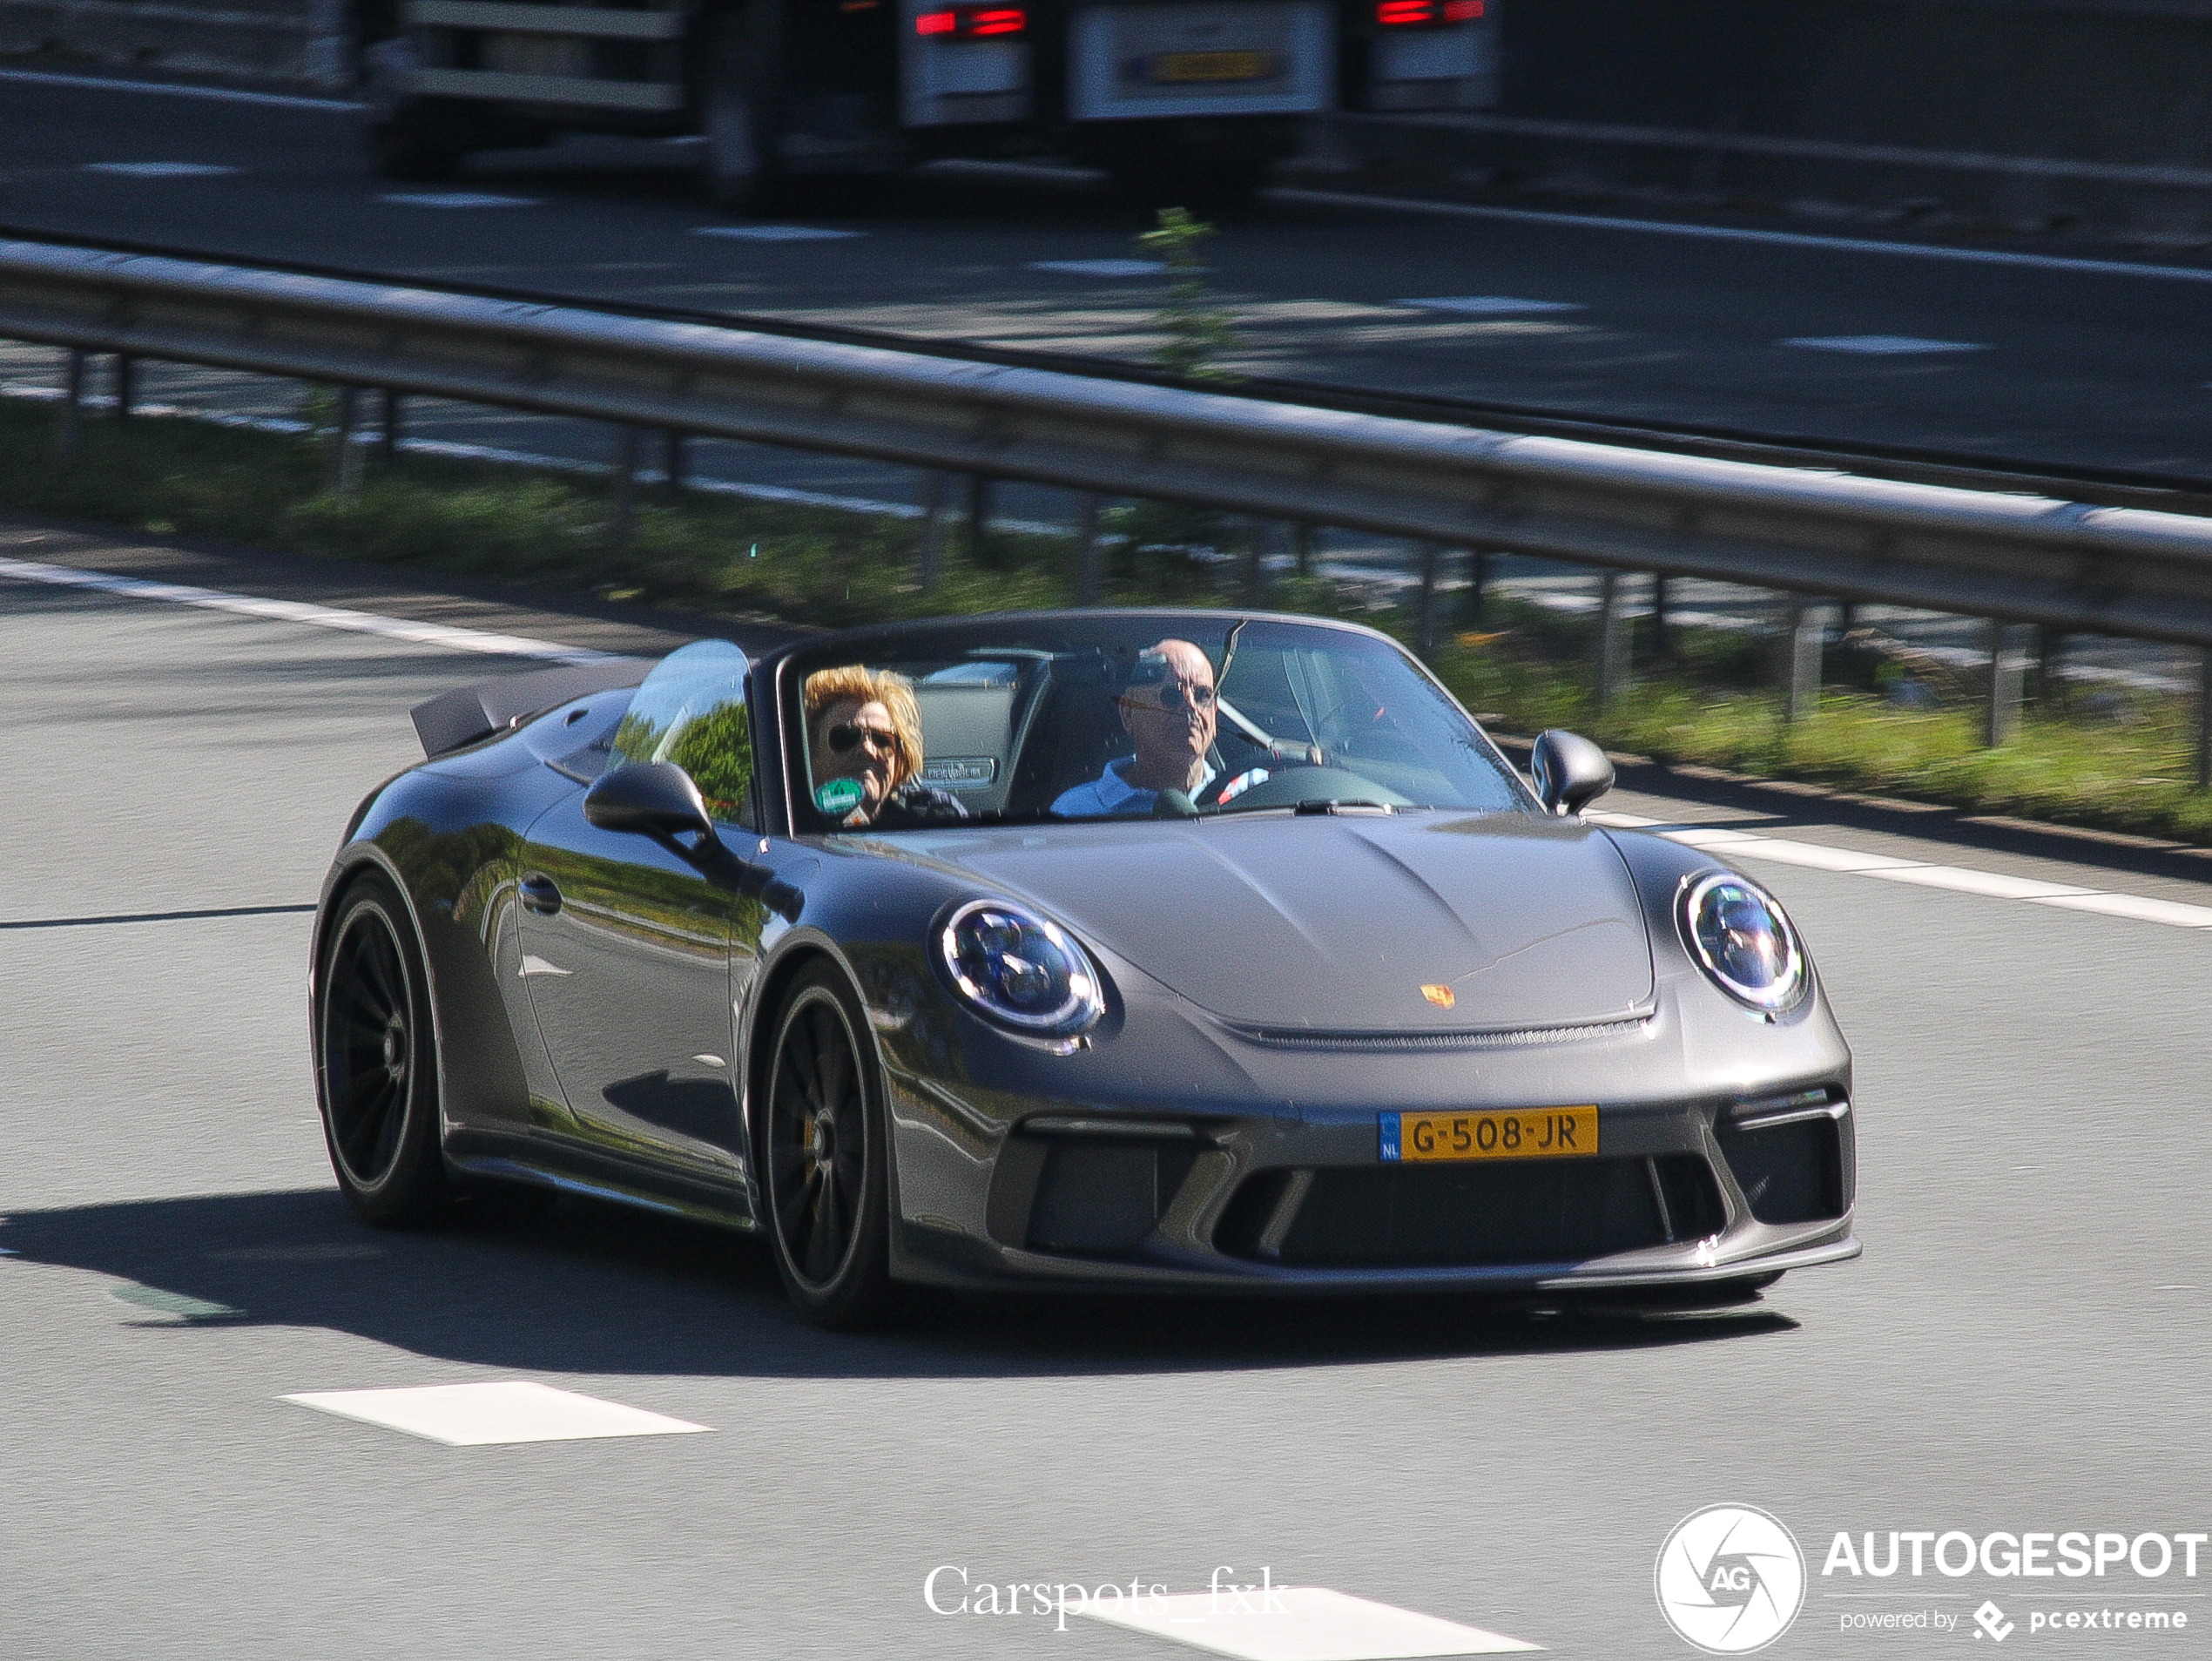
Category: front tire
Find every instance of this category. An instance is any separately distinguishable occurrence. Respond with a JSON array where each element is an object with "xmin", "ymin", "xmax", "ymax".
[
  {"xmin": 757, "ymin": 965, "xmax": 893, "ymax": 1327},
  {"xmin": 315, "ymin": 872, "xmax": 450, "ymax": 1226}
]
